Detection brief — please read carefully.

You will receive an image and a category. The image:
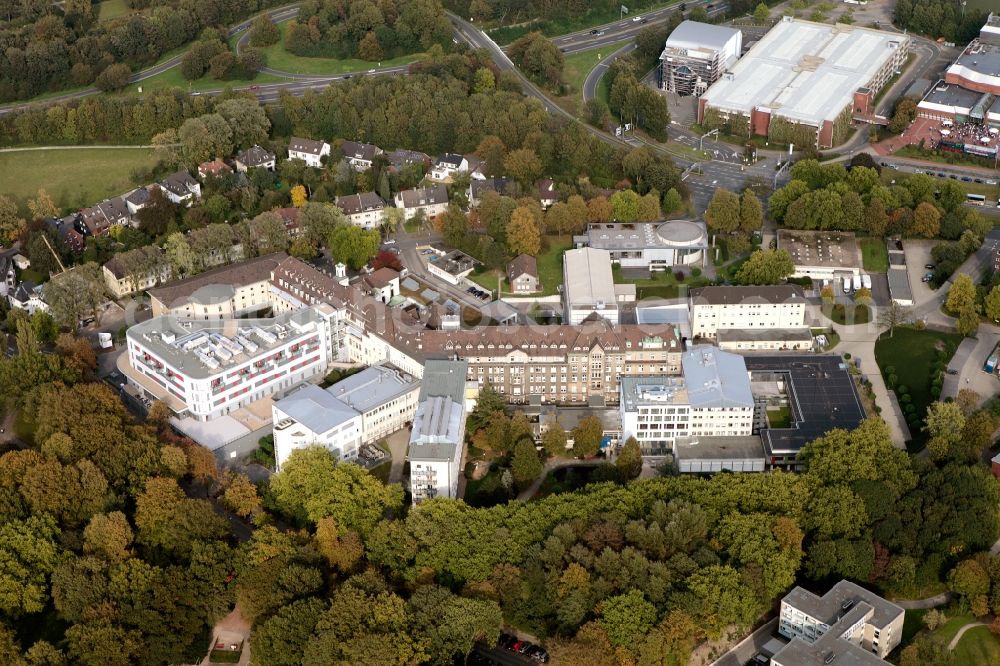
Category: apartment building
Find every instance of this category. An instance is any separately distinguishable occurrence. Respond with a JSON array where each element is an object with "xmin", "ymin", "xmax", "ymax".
[
  {"xmin": 123, "ymin": 303, "xmax": 339, "ymax": 421},
  {"xmin": 394, "ymin": 186, "xmax": 449, "ymax": 221},
  {"xmin": 409, "ymin": 359, "xmax": 473, "ymax": 504},
  {"xmin": 287, "ymin": 137, "xmax": 330, "ymax": 168},
  {"xmin": 620, "ymin": 346, "xmax": 754, "ymax": 456},
  {"xmin": 272, "ymin": 383, "xmax": 363, "ymax": 469},
  {"xmin": 689, "ymin": 285, "xmax": 808, "ymax": 341},
  {"xmin": 335, "ymin": 192, "xmax": 387, "ymax": 229},
  {"xmin": 774, "ymin": 581, "xmax": 904, "ymax": 665},
  {"xmin": 102, "ymin": 249, "xmax": 172, "ymax": 298}
]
